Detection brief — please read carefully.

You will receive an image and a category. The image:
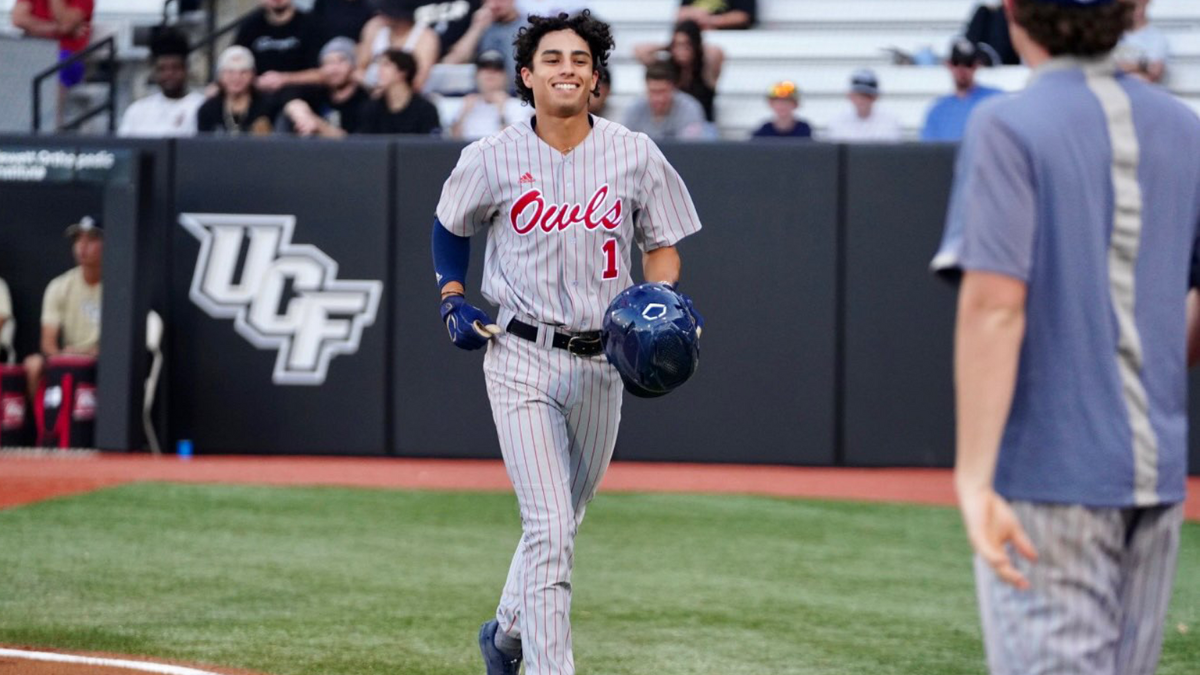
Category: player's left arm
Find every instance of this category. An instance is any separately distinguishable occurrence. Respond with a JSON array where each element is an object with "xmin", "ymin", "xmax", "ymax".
[
  {"xmin": 642, "ymin": 246, "xmax": 680, "ymax": 285},
  {"xmin": 636, "ymin": 138, "xmax": 704, "ymax": 329}
]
